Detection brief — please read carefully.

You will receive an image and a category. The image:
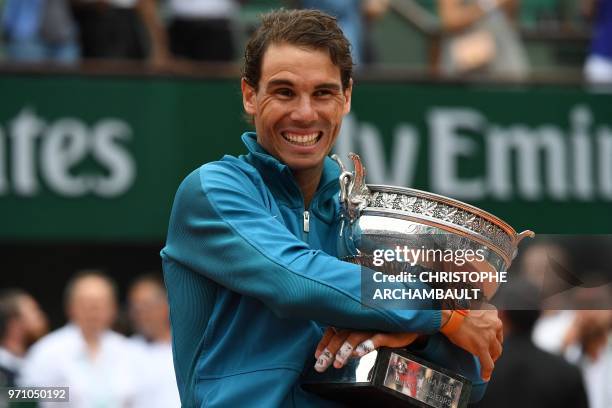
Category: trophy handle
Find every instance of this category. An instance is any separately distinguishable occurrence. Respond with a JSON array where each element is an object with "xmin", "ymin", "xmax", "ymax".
[
  {"xmin": 349, "ymin": 152, "xmax": 366, "ymax": 195},
  {"xmin": 332, "ymin": 153, "xmax": 371, "ymax": 223},
  {"xmin": 331, "ymin": 154, "xmax": 353, "ymax": 206},
  {"xmin": 510, "ymin": 230, "xmax": 535, "ymax": 260},
  {"xmin": 516, "ymin": 230, "xmax": 535, "ymax": 244}
]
